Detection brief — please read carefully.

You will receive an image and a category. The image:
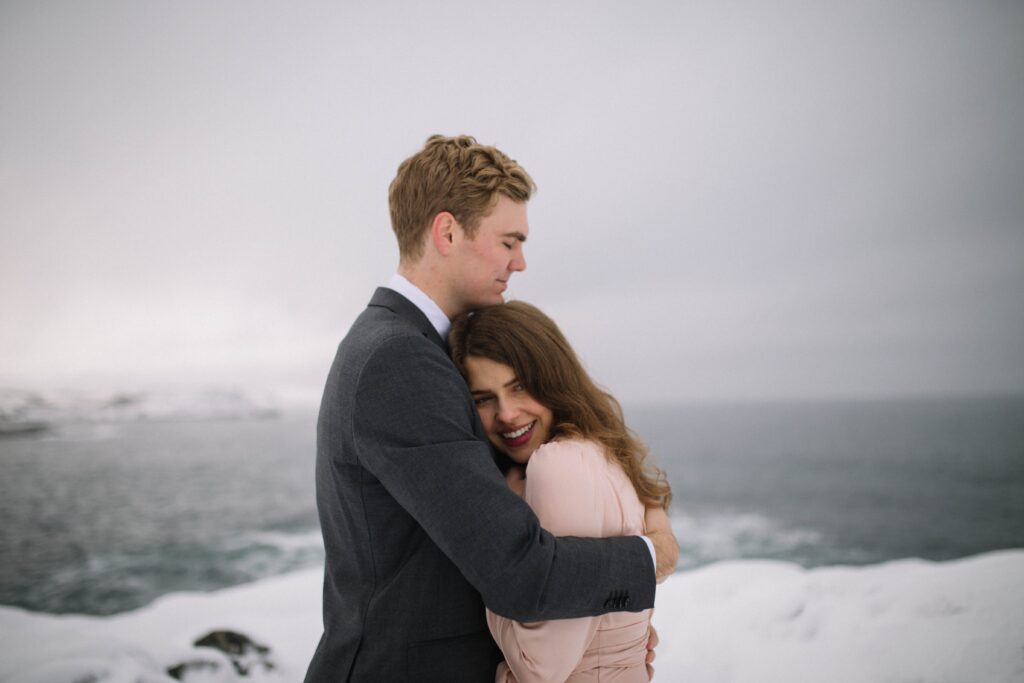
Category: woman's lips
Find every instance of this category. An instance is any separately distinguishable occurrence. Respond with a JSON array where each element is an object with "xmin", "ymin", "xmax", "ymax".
[{"xmin": 500, "ymin": 420, "xmax": 535, "ymax": 447}]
